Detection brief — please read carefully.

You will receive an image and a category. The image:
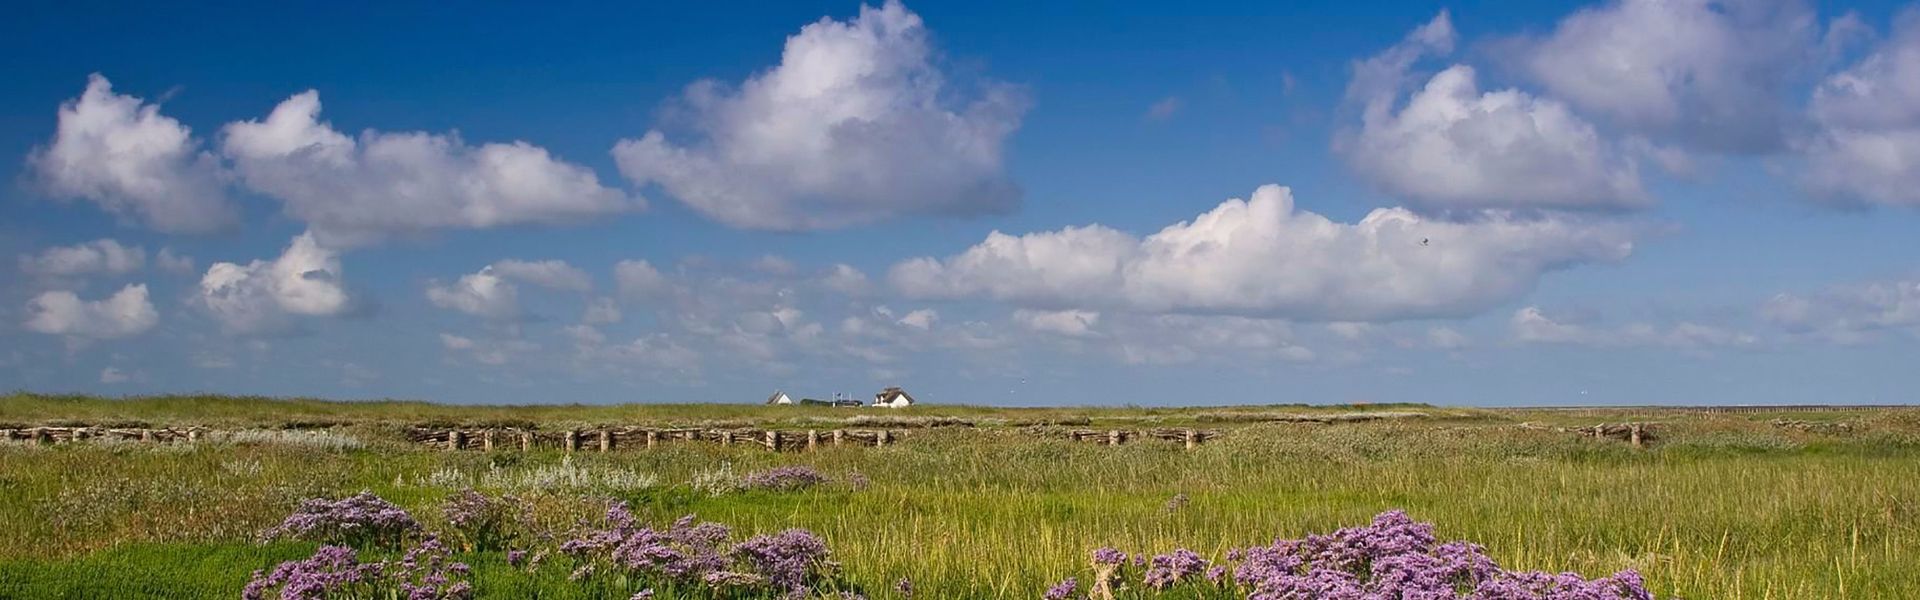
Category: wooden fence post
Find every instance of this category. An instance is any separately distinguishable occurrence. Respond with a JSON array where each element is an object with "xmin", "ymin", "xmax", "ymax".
[
  {"xmin": 1183, "ymin": 429, "xmax": 1197, "ymax": 450},
  {"xmin": 187, "ymin": 428, "xmax": 201, "ymax": 443},
  {"xmin": 645, "ymin": 430, "xmax": 658, "ymax": 449},
  {"xmin": 832, "ymin": 430, "xmax": 844, "ymax": 446},
  {"xmin": 448, "ymin": 430, "xmax": 464, "ymax": 451},
  {"xmin": 877, "ymin": 430, "xmax": 892, "ymax": 446},
  {"xmin": 482, "ymin": 430, "xmax": 495, "ymax": 451},
  {"xmin": 720, "ymin": 431, "xmax": 733, "ymax": 446},
  {"xmin": 1107, "ymin": 430, "xmax": 1122, "ymax": 446},
  {"xmin": 564, "ymin": 430, "xmax": 579, "ymax": 453},
  {"xmin": 806, "ymin": 430, "xmax": 819, "ymax": 451},
  {"xmin": 1629, "ymin": 424, "xmax": 1644, "ymax": 448},
  {"xmin": 766, "ymin": 430, "xmax": 781, "ymax": 452},
  {"xmin": 599, "ymin": 430, "xmax": 613, "ymax": 452},
  {"xmin": 520, "ymin": 431, "xmax": 533, "ymax": 452}
]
